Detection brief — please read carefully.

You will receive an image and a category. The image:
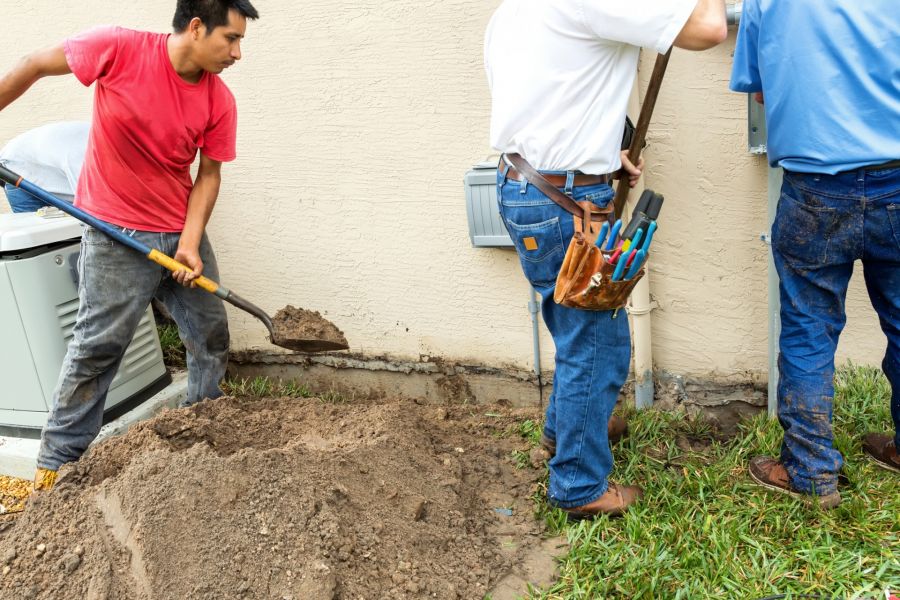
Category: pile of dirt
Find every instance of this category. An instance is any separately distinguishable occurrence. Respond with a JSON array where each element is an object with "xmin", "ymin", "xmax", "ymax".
[
  {"xmin": 271, "ymin": 306, "xmax": 348, "ymax": 350},
  {"xmin": 0, "ymin": 396, "xmax": 546, "ymax": 599}
]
